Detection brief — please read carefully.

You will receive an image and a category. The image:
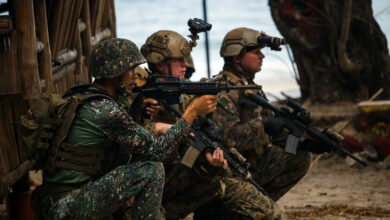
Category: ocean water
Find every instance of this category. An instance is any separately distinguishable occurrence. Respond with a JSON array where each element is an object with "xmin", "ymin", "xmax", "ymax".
[{"xmin": 115, "ymin": 0, "xmax": 390, "ymax": 100}]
